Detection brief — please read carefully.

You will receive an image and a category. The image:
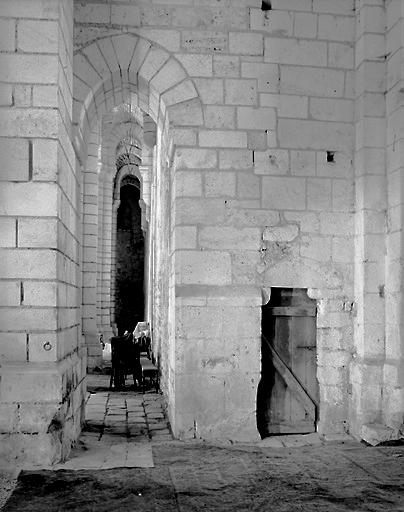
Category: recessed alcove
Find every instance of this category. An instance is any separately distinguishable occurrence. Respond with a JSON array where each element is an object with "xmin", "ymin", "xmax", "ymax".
[
  {"xmin": 257, "ymin": 288, "xmax": 319, "ymax": 438},
  {"xmin": 115, "ymin": 178, "xmax": 145, "ymax": 334}
]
